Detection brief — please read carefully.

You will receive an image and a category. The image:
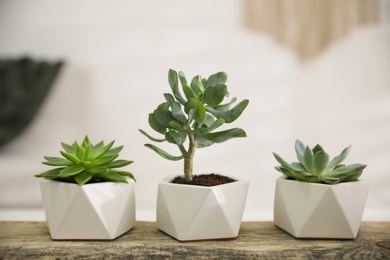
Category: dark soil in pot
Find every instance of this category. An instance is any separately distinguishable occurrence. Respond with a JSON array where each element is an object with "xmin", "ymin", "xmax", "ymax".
[{"xmin": 171, "ymin": 173, "xmax": 236, "ymax": 187}]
